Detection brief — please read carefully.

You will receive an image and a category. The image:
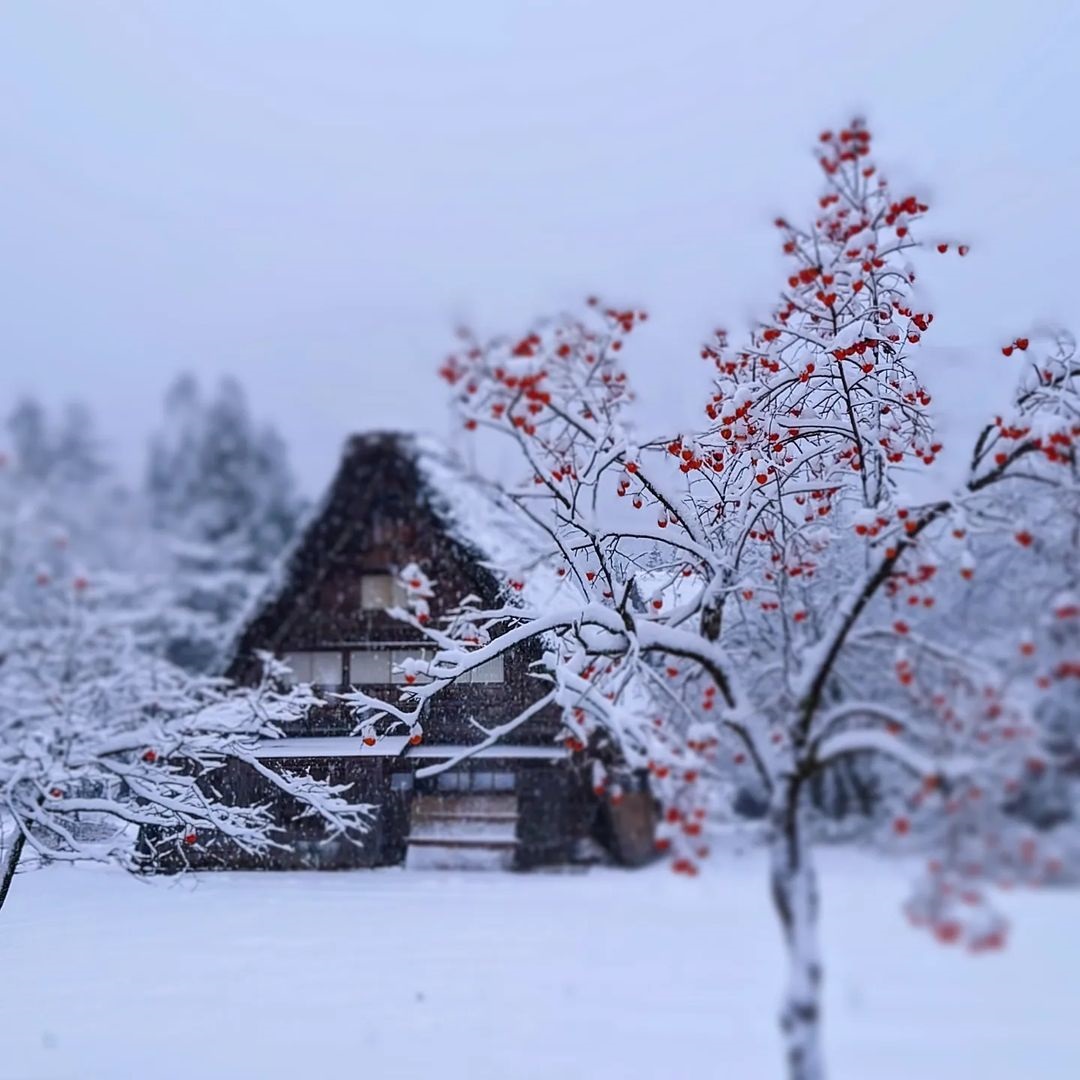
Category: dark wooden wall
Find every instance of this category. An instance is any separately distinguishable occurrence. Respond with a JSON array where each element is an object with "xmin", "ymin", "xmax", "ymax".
[{"xmin": 226, "ymin": 433, "xmax": 562, "ymax": 745}]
